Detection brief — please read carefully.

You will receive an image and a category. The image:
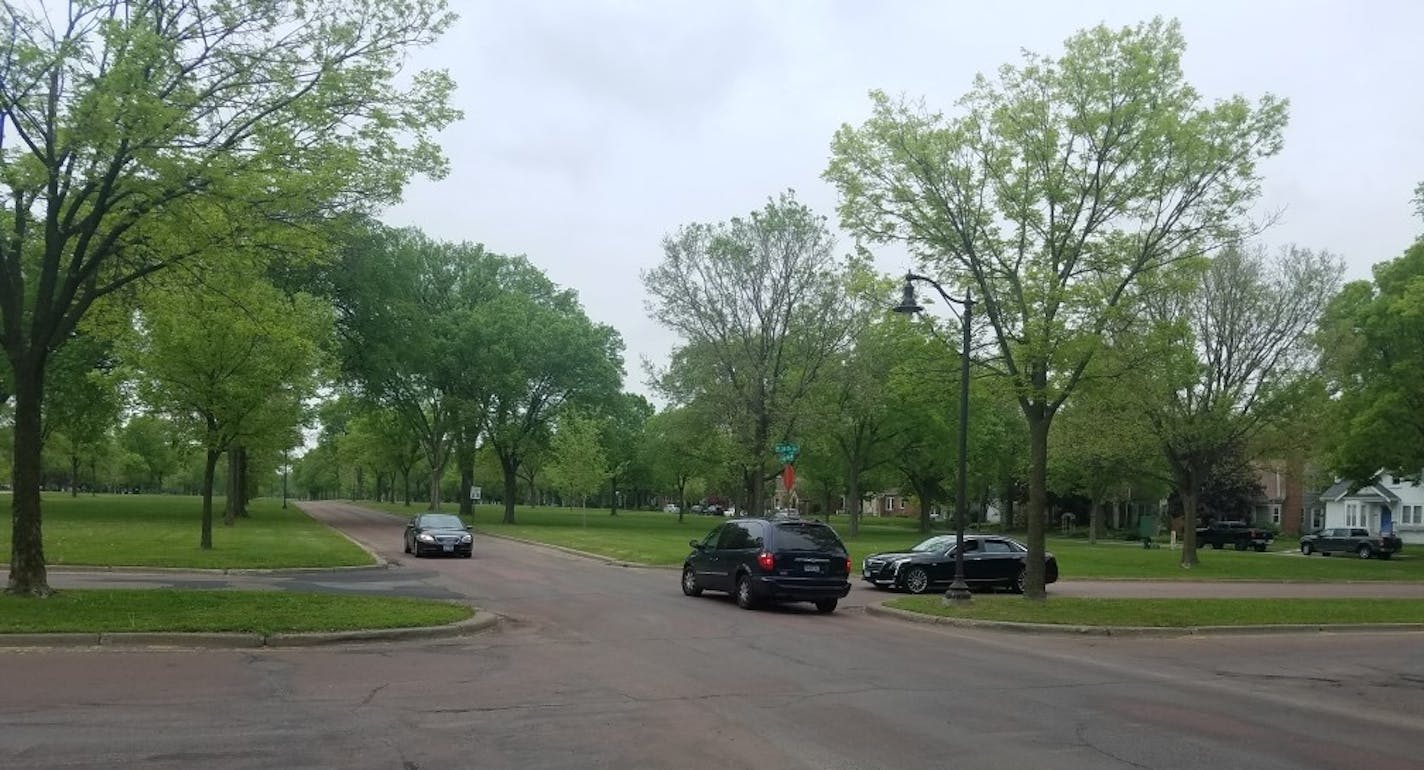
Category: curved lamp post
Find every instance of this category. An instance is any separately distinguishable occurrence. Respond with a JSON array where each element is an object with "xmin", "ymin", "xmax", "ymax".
[{"xmin": 893, "ymin": 272, "xmax": 974, "ymax": 604}]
